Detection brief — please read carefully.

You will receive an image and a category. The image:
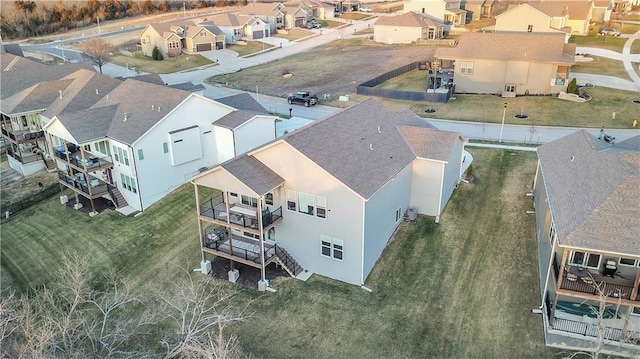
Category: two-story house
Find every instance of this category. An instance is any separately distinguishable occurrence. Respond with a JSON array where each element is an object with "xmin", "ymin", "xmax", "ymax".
[
  {"xmin": 374, "ymin": 12, "xmax": 445, "ymax": 43},
  {"xmin": 533, "ymin": 130, "xmax": 640, "ymax": 355},
  {"xmin": 495, "ymin": 2, "xmax": 592, "ymax": 38},
  {"xmin": 191, "ymin": 99, "xmax": 468, "ymax": 289},
  {"xmin": 139, "ymin": 21, "xmax": 225, "ymax": 59},
  {"xmin": 43, "ymin": 80, "xmax": 279, "ymax": 214},
  {"xmin": 206, "ymin": 13, "xmax": 270, "ymax": 44},
  {"xmin": 404, "ymin": 0, "xmax": 467, "ymax": 30},
  {"xmin": 435, "ymin": 32, "xmax": 575, "ymax": 97}
]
